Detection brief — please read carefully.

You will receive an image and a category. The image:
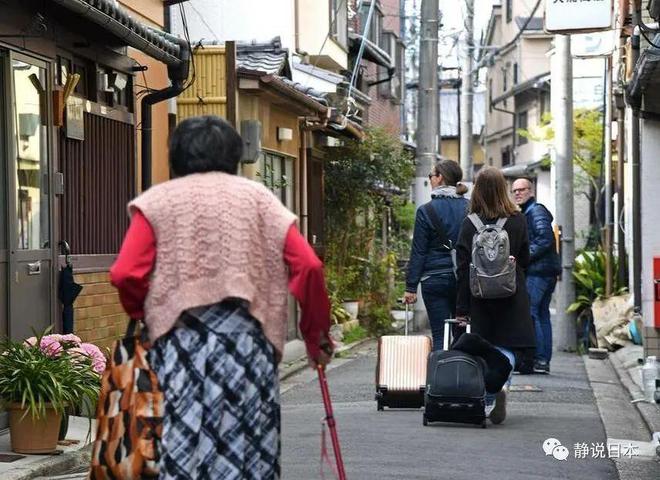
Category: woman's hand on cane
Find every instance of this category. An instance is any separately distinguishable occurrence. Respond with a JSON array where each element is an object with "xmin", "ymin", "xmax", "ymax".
[{"xmin": 309, "ymin": 335, "xmax": 333, "ymax": 369}]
